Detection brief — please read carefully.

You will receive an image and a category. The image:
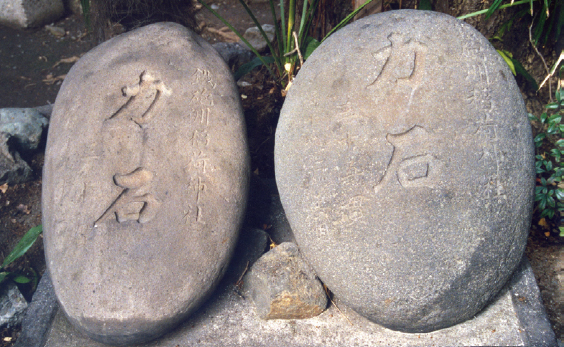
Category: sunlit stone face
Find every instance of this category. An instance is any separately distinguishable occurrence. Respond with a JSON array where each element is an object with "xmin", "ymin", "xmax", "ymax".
[{"xmin": 275, "ymin": 10, "xmax": 535, "ymax": 332}]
